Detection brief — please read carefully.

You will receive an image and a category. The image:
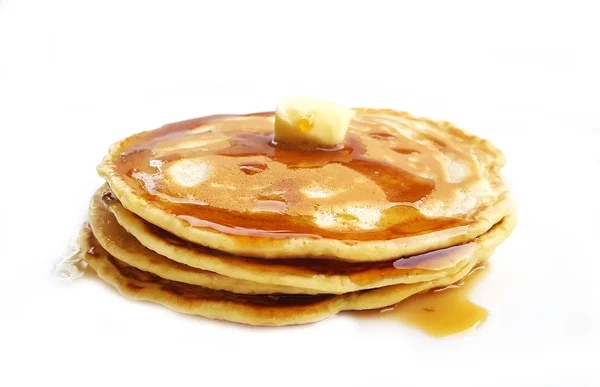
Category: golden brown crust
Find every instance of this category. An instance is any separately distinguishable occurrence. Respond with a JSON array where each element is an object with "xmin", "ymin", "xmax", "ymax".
[
  {"xmin": 100, "ymin": 185, "xmax": 515, "ymax": 293},
  {"xmin": 79, "ymin": 210, "xmax": 516, "ymax": 326},
  {"xmin": 88, "ymin": 188, "xmax": 317, "ymax": 295}
]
